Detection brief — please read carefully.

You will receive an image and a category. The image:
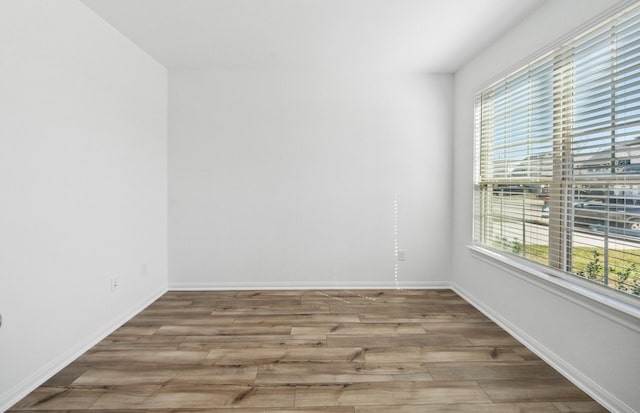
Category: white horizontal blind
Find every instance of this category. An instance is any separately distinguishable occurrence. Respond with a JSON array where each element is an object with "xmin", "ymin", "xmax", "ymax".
[{"xmin": 474, "ymin": 2, "xmax": 640, "ymax": 297}]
